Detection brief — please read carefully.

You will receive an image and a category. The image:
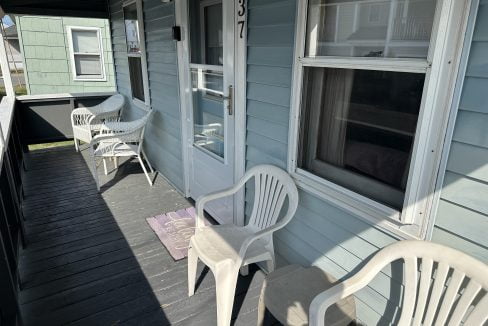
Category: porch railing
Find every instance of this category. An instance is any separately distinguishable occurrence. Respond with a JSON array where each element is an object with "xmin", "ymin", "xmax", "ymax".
[{"xmin": 0, "ymin": 92, "xmax": 112, "ymax": 325}]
